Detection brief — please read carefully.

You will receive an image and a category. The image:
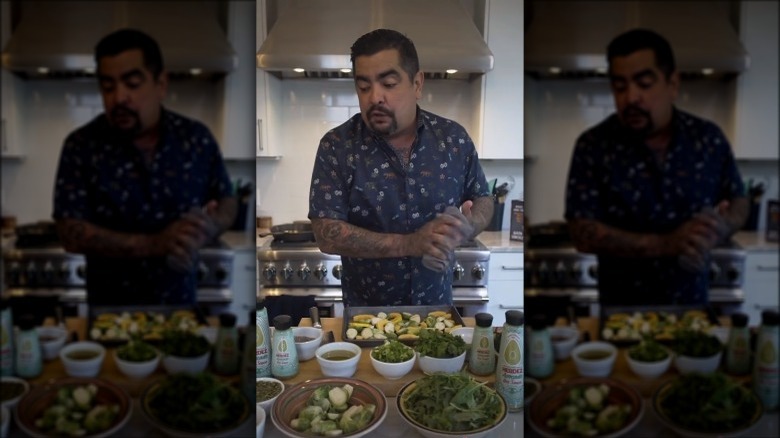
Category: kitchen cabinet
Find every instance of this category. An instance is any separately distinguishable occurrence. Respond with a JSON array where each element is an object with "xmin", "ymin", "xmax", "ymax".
[
  {"xmin": 218, "ymin": 1, "xmax": 256, "ymax": 160},
  {"xmin": 733, "ymin": 1, "xmax": 779, "ymax": 159},
  {"xmin": 255, "ymin": 0, "xmax": 281, "ymax": 158},
  {"xmin": 486, "ymin": 250, "xmax": 524, "ymax": 327},
  {"xmin": 478, "ymin": 0, "xmax": 523, "ymax": 160},
  {"xmin": 1, "ymin": 0, "xmax": 22, "ymax": 159},
  {"xmin": 741, "ymin": 250, "xmax": 779, "ymax": 326},
  {"xmin": 229, "ymin": 248, "xmax": 257, "ymax": 326}
]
